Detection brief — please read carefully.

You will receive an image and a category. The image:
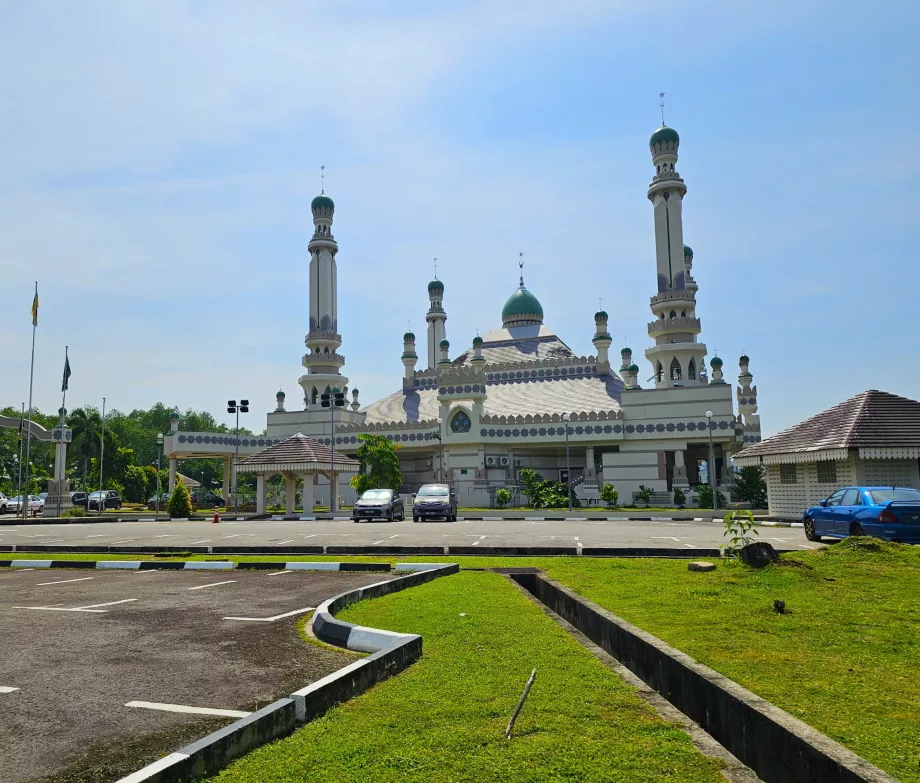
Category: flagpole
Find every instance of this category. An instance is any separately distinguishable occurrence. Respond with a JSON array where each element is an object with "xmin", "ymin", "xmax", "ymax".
[
  {"xmin": 98, "ymin": 396, "xmax": 106, "ymax": 516},
  {"xmin": 58, "ymin": 346, "xmax": 69, "ymax": 518},
  {"xmin": 23, "ymin": 281, "xmax": 38, "ymax": 521},
  {"xmin": 17, "ymin": 402, "xmax": 24, "ymax": 499}
]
